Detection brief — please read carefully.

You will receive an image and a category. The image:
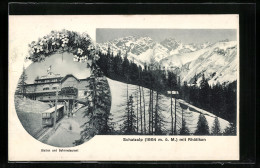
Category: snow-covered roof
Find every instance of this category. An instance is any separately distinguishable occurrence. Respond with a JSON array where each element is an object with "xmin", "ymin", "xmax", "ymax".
[{"xmin": 42, "ymin": 105, "xmax": 64, "ymax": 113}]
